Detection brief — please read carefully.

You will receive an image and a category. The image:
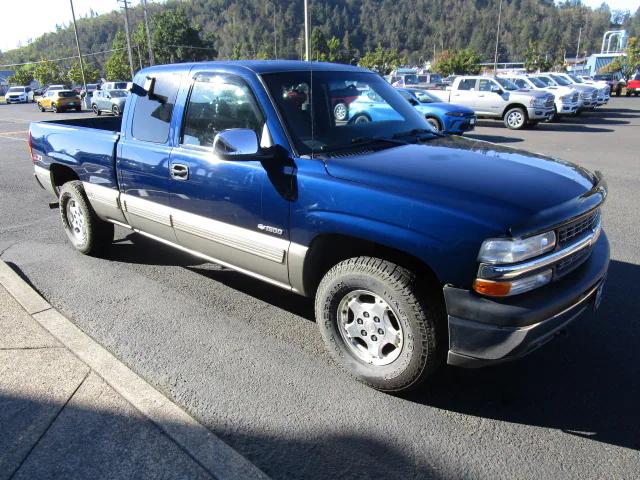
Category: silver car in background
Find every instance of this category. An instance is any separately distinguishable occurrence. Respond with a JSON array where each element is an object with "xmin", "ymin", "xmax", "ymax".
[{"xmin": 91, "ymin": 89, "xmax": 128, "ymax": 116}]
